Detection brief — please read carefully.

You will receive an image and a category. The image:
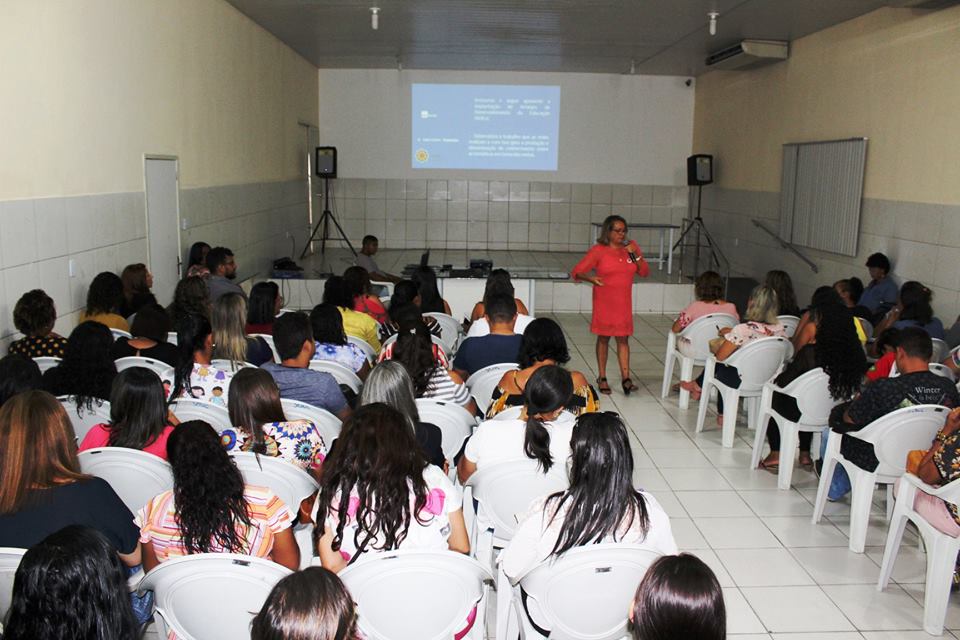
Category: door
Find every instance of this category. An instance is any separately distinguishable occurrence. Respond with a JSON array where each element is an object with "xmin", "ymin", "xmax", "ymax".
[{"xmin": 144, "ymin": 157, "xmax": 181, "ymax": 305}]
